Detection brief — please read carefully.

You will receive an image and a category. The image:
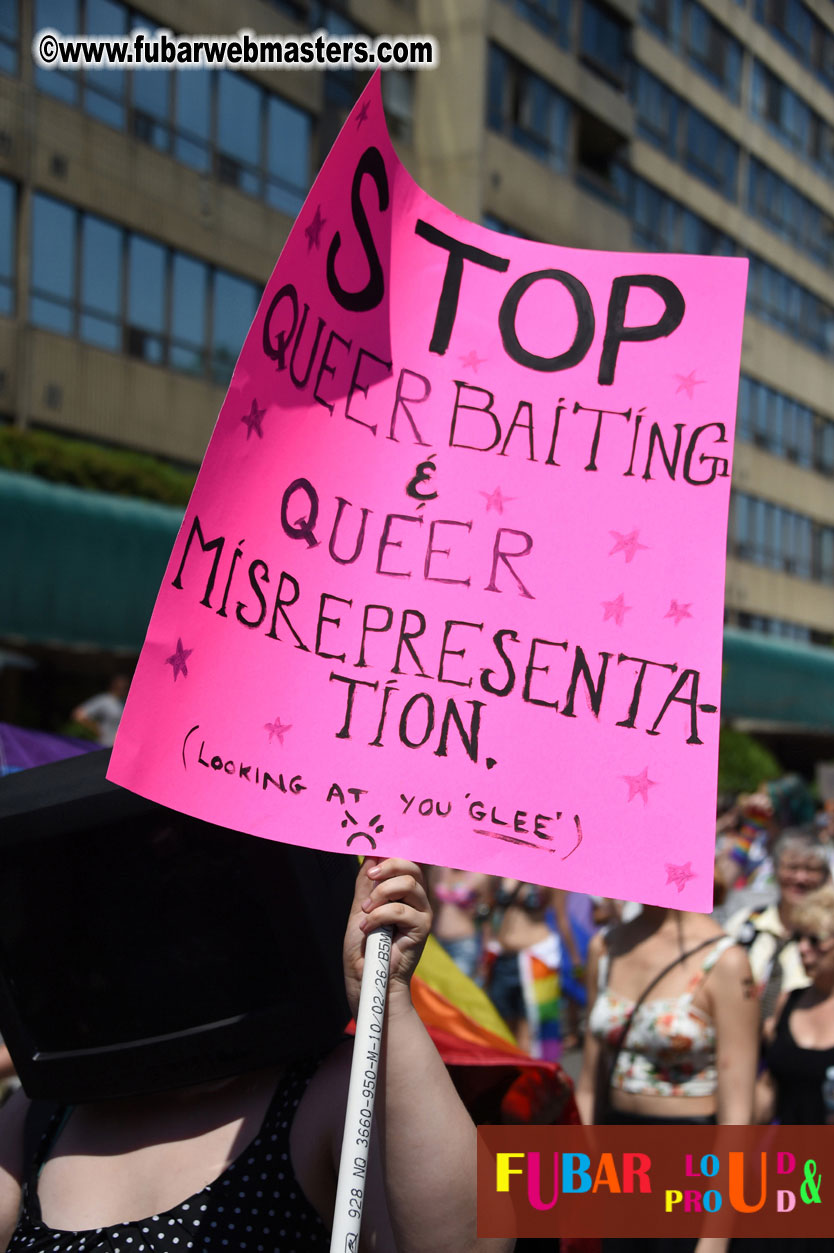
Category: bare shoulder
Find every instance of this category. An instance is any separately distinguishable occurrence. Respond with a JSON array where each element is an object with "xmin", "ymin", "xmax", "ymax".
[
  {"xmin": 705, "ymin": 939, "xmax": 755, "ymax": 1012},
  {"xmin": 292, "ymin": 1037, "xmax": 351, "ymax": 1153},
  {"xmin": 289, "ymin": 1040, "xmax": 352, "ymax": 1228},
  {"xmin": 712, "ymin": 939, "xmax": 753, "ymax": 980}
]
